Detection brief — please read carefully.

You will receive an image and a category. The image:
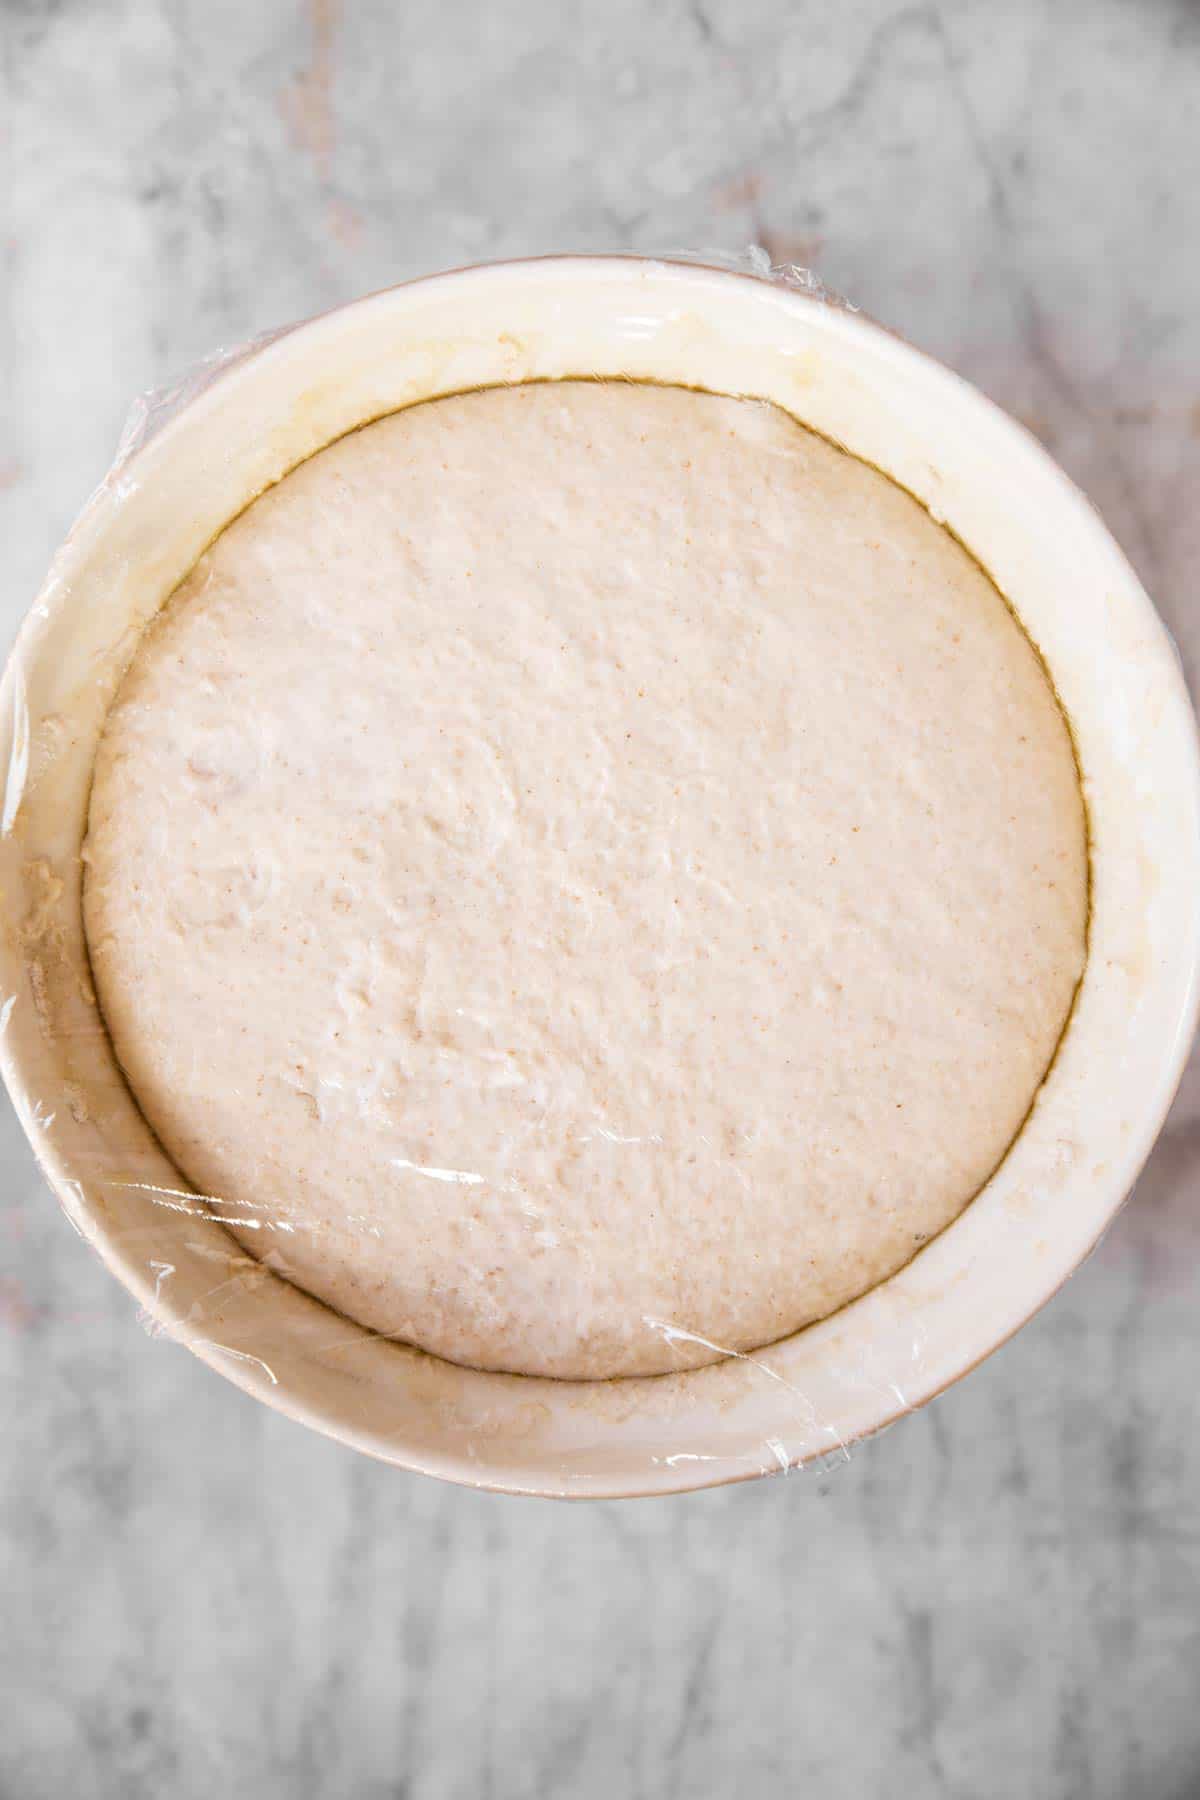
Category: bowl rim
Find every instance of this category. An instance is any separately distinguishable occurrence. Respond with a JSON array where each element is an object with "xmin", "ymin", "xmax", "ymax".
[{"xmin": 4, "ymin": 251, "xmax": 1198, "ymax": 1498}]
